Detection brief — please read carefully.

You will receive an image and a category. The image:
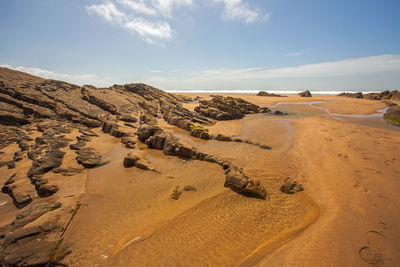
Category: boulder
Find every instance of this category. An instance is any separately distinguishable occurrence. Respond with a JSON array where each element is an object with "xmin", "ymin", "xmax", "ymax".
[
  {"xmin": 175, "ymin": 145, "xmax": 195, "ymax": 158},
  {"xmin": 36, "ymin": 184, "xmax": 59, "ymax": 197},
  {"xmin": 242, "ymin": 179, "xmax": 267, "ymax": 199},
  {"xmin": 298, "ymin": 90, "xmax": 312, "ymax": 97},
  {"xmin": 383, "ymin": 105, "xmax": 400, "ymax": 126},
  {"xmin": 224, "ymin": 168, "xmax": 249, "ymax": 192},
  {"xmin": 123, "ymin": 152, "xmax": 139, "ymax": 168},
  {"xmin": 257, "ymin": 91, "xmax": 285, "ymax": 97},
  {"xmin": 280, "ymin": 178, "xmax": 304, "ymax": 194},
  {"xmin": 76, "ymin": 148, "xmax": 101, "ymax": 168},
  {"xmin": 134, "ymin": 159, "xmax": 156, "ymax": 172}
]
